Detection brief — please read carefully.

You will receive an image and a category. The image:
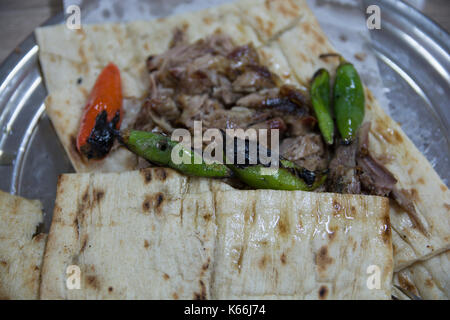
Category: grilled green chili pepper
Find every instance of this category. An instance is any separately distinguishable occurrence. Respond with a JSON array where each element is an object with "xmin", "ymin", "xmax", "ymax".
[
  {"xmin": 121, "ymin": 129, "xmax": 326, "ymax": 191},
  {"xmin": 310, "ymin": 68, "xmax": 334, "ymax": 145},
  {"xmin": 120, "ymin": 129, "xmax": 231, "ymax": 178},
  {"xmin": 223, "ymin": 137, "xmax": 326, "ymax": 191},
  {"xmin": 333, "ymin": 60, "xmax": 365, "ymax": 143},
  {"xmin": 220, "ymin": 132, "xmax": 327, "ymax": 191},
  {"xmin": 227, "ymin": 160, "xmax": 327, "ymax": 191}
]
